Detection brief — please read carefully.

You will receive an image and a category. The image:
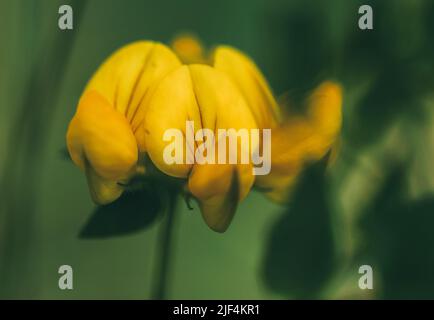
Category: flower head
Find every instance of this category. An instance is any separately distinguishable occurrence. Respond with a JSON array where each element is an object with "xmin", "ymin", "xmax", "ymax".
[{"xmin": 66, "ymin": 35, "xmax": 342, "ymax": 232}]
